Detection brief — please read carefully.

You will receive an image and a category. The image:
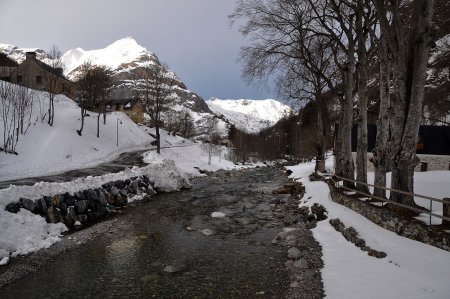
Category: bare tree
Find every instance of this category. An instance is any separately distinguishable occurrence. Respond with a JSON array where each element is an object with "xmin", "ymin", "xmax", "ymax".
[
  {"xmin": 91, "ymin": 66, "xmax": 113, "ymax": 138},
  {"xmin": 205, "ymin": 116, "xmax": 219, "ymax": 165},
  {"xmin": 164, "ymin": 108, "xmax": 196, "ymax": 138},
  {"xmin": 0, "ymin": 82, "xmax": 34, "ymax": 154},
  {"xmin": 134, "ymin": 64, "xmax": 177, "ymax": 154},
  {"xmin": 75, "ymin": 61, "xmax": 93, "ymax": 136},
  {"xmin": 231, "ymin": 0, "xmax": 338, "ymax": 172},
  {"xmin": 44, "ymin": 45, "xmax": 63, "ymax": 127},
  {"xmin": 372, "ymin": 0, "xmax": 436, "ymax": 206},
  {"xmin": 15, "ymin": 84, "xmax": 35, "ymax": 136},
  {"xmin": 75, "ymin": 63, "xmax": 113, "ymax": 137}
]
